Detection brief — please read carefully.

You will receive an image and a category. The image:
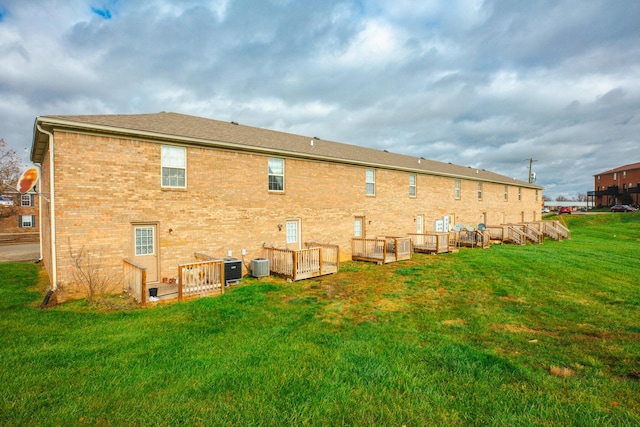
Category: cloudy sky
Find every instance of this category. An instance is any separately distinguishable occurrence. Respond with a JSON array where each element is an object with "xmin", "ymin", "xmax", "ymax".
[{"xmin": 1, "ymin": 0, "xmax": 639, "ymax": 198}]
